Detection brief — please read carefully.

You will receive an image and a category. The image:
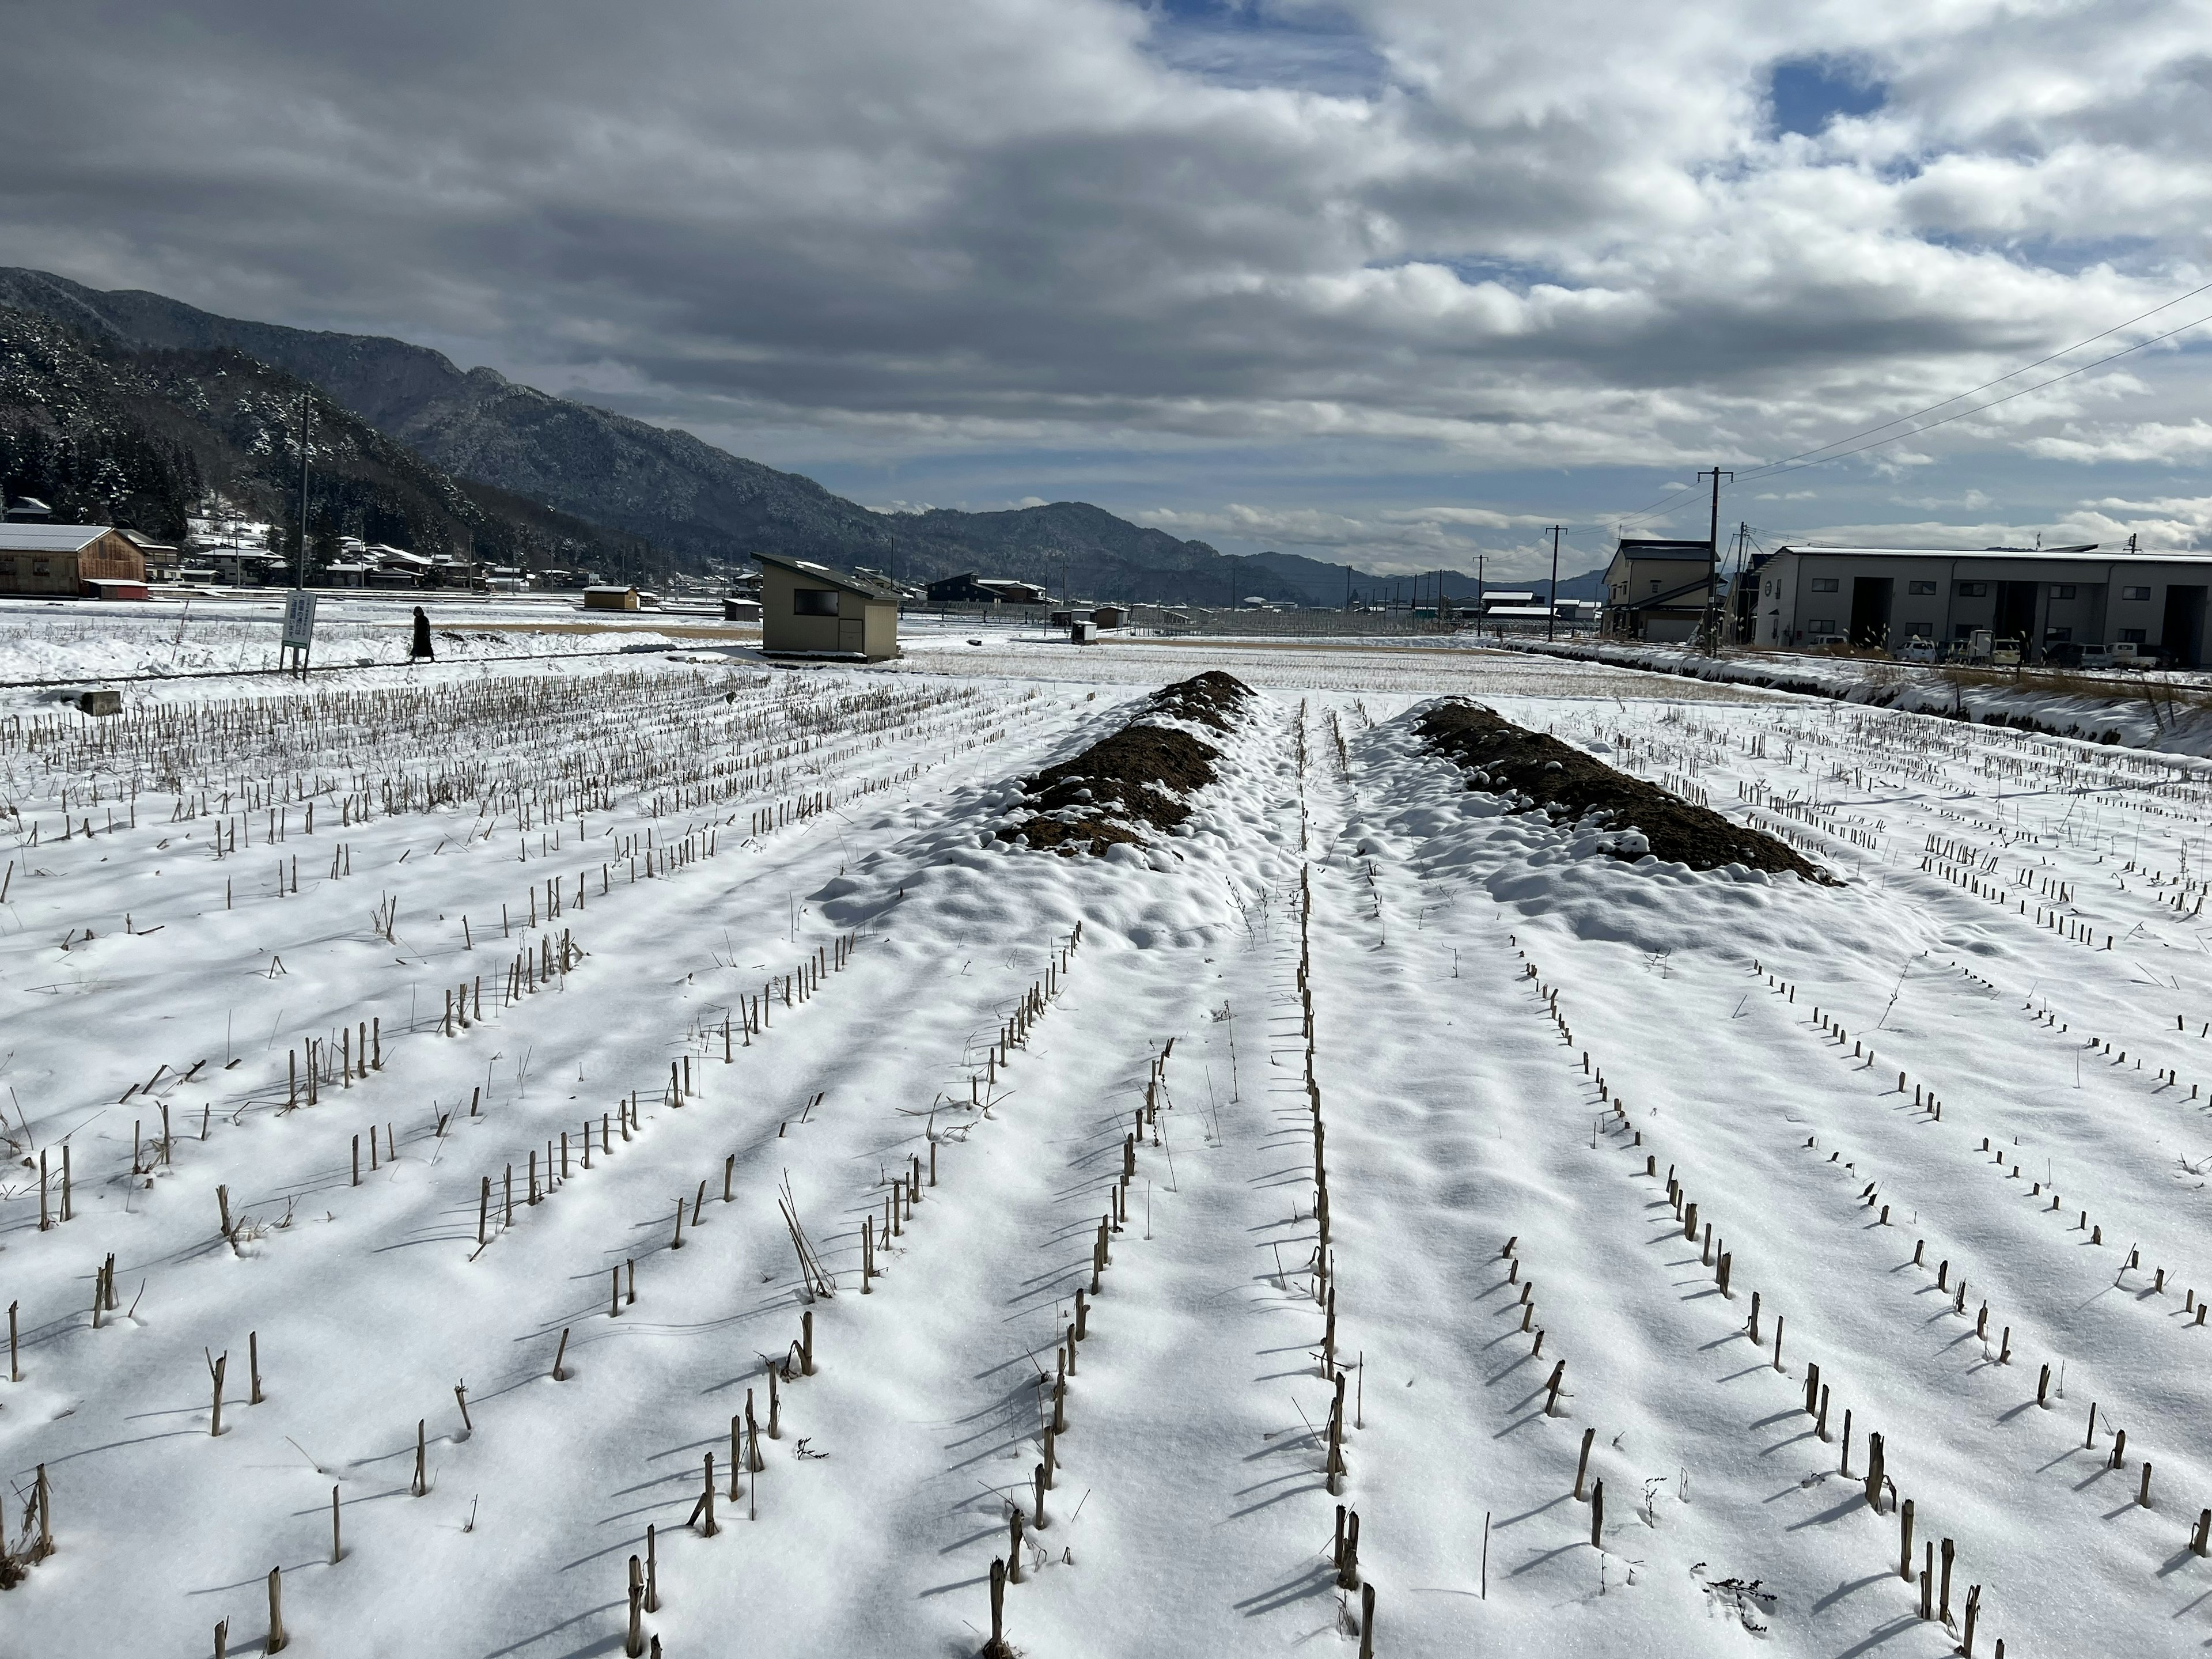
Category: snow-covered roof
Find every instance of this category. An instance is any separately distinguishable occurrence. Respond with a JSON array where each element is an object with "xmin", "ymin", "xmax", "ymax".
[
  {"xmin": 0, "ymin": 524, "xmax": 115, "ymax": 552},
  {"xmin": 1765, "ymin": 543, "xmax": 2212, "ymax": 565},
  {"xmin": 755, "ymin": 550, "xmax": 903, "ymax": 601}
]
